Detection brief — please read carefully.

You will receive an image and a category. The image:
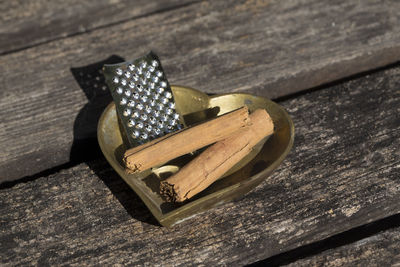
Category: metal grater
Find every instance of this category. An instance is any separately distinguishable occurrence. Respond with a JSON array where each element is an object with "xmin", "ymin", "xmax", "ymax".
[{"xmin": 103, "ymin": 52, "xmax": 183, "ymax": 147}]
